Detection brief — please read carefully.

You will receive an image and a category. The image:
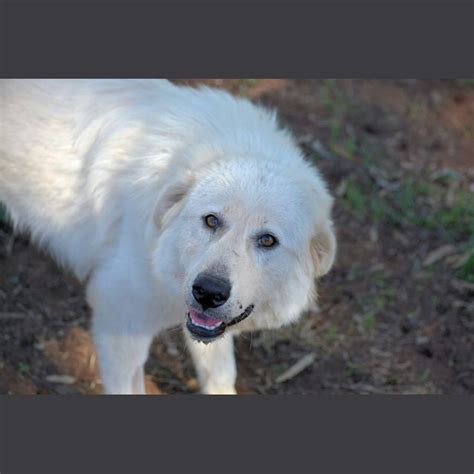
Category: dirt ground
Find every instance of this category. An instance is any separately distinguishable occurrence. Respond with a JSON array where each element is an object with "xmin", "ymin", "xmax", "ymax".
[{"xmin": 1, "ymin": 79, "xmax": 473, "ymax": 395}]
